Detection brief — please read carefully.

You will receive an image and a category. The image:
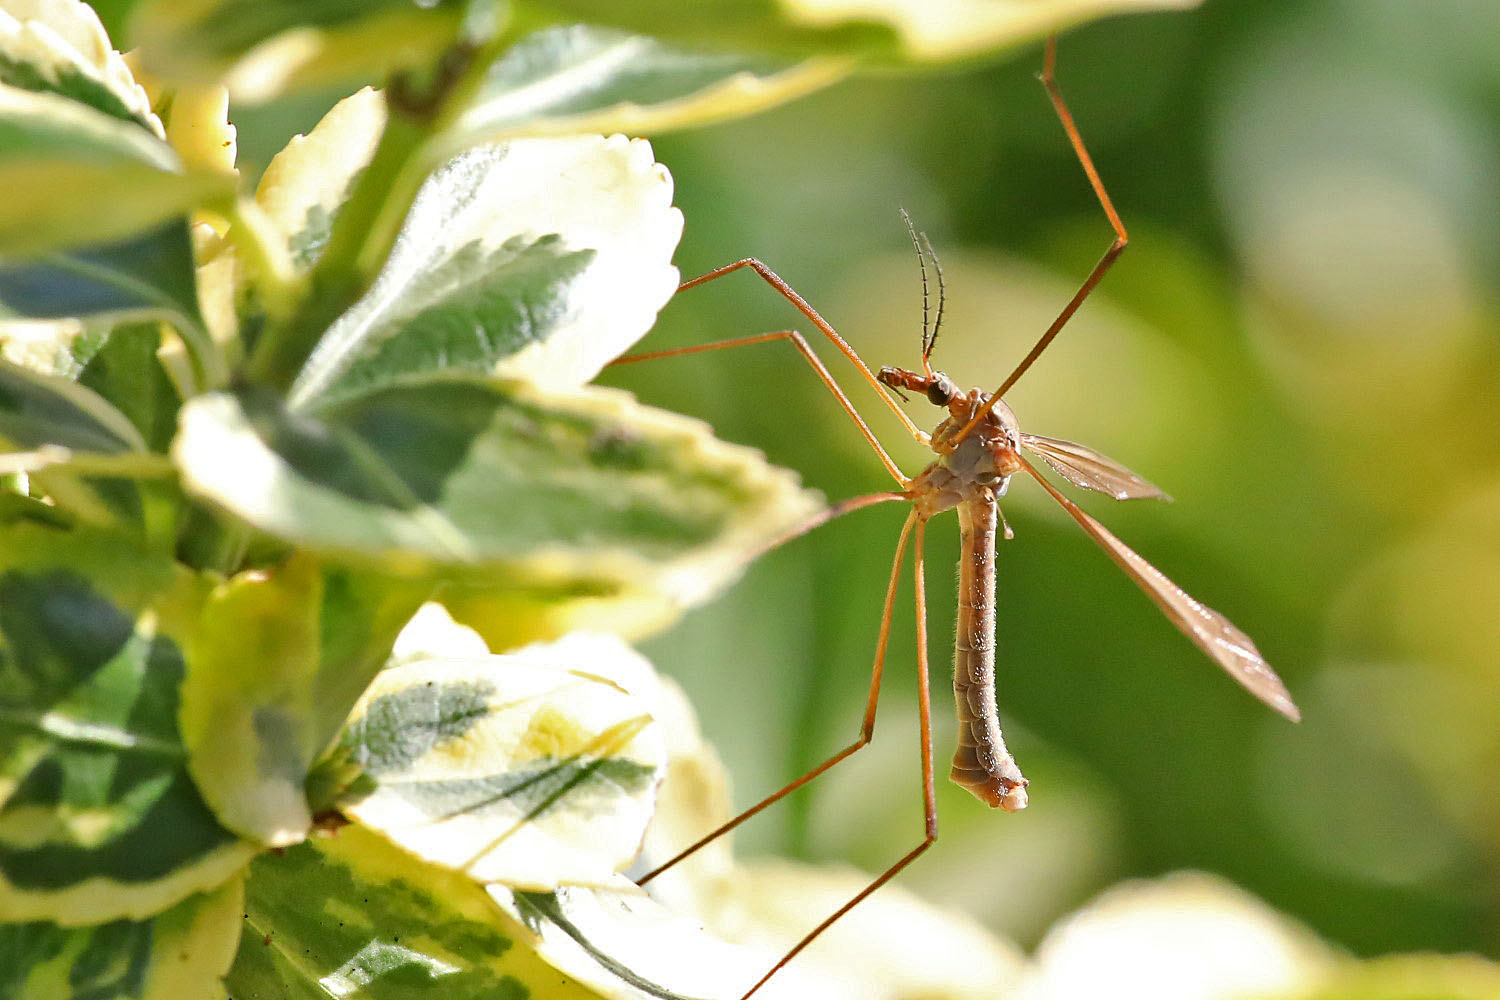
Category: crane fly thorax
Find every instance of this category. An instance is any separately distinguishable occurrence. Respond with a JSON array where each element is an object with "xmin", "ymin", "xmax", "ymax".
[
  {"xmin": 933, "ymin": 388, "xmax": 1021, "ymax": 457},
  {"xmin": 877, "ymin": 367, "xmax": 1023, "ymax": 518}
]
